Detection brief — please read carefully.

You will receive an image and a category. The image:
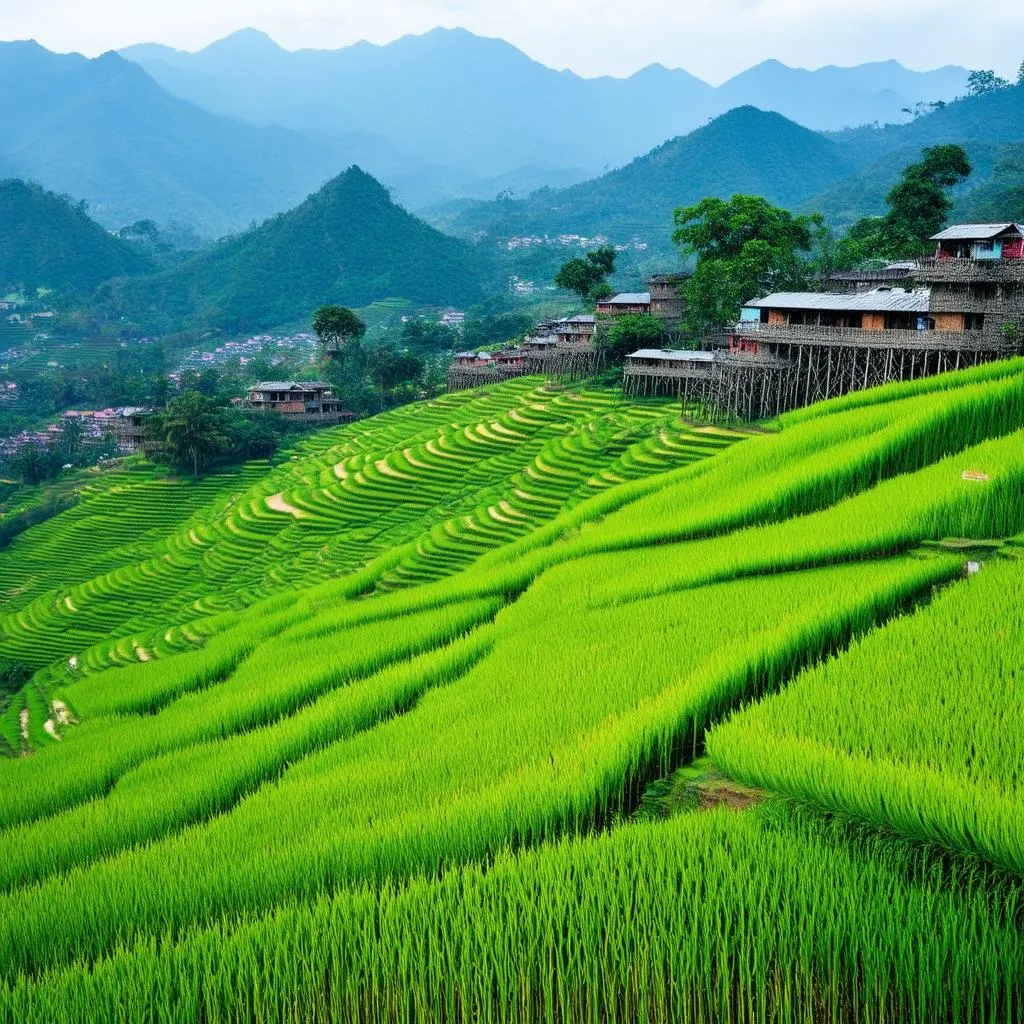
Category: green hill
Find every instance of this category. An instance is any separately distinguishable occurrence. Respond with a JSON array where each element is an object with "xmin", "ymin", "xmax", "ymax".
[
  {"xmin": 433, "ymin": 107, "xmax": 855, "ymax": 248},
  {"xmin": 0, "ymin": 179, "xmax": 149, "ymax": 294},
  {"xmin": 2, "ymin": 359, "xmax": 1024, "ymax": 1020},
  {"xmin": 807, "ymin": 83, "xmax": 1024, "ymax": 228},
  {"xmin": 102, "ymin": 166, "xmax": 492, "ymax": 332}
]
